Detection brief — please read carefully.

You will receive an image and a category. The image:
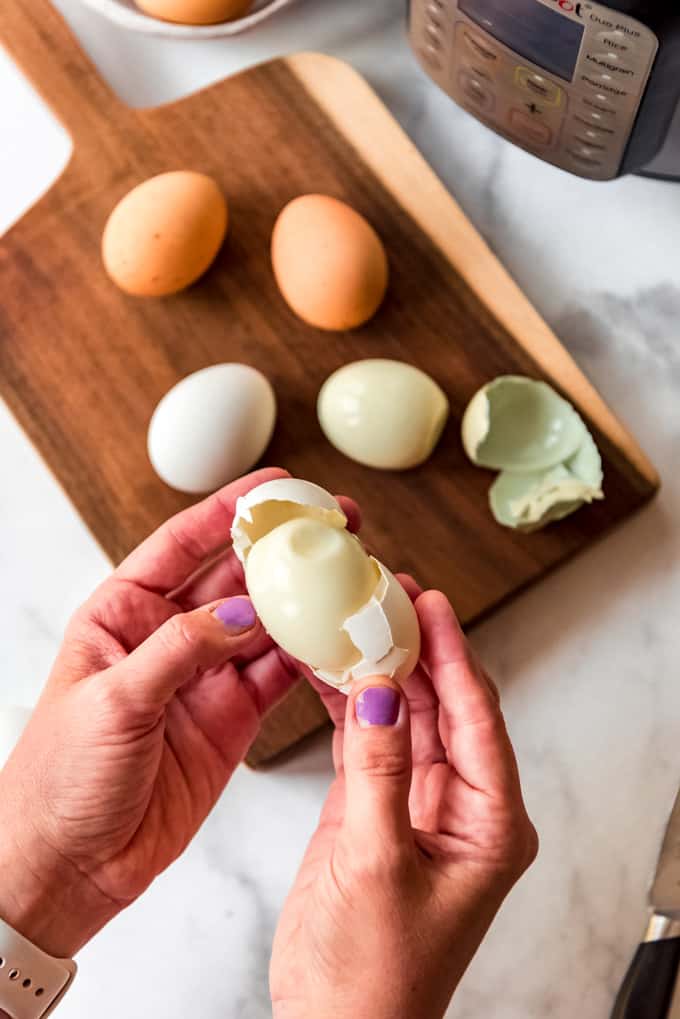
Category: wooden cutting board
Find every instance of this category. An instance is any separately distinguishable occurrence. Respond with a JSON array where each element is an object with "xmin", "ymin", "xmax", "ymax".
[{"xmin": 0, "ymin": 0, "xmax": 658, "ymax": 766}]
